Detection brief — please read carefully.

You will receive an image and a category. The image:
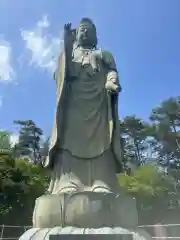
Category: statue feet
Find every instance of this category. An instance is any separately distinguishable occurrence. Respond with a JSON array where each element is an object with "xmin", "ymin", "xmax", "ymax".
[{"xmin": 33, "ymin": 191, "xmax": 138, "ymax": 229}]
